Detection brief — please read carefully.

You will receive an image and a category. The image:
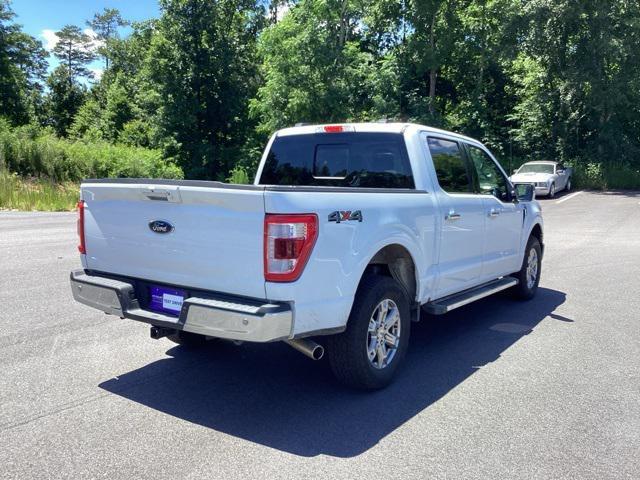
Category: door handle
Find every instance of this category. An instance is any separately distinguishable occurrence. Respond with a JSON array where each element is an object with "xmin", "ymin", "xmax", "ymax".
[
  {"xmin": 445, "ymin": 211, "xmax": 462, "ymax": 221},
  {"xmin": 488, "ymin": 208, "xmax": 501, "ymax": 217}
]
